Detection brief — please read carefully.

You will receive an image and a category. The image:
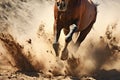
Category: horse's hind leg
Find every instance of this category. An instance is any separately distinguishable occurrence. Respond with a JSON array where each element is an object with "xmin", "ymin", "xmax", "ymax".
[
  {"xmin": 61, "ymin": 24, "xmax": 77, "ymax": 60},
  {"xmin": 74, "ymin": 22, "xmax": 94, "ymax": 50}
]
